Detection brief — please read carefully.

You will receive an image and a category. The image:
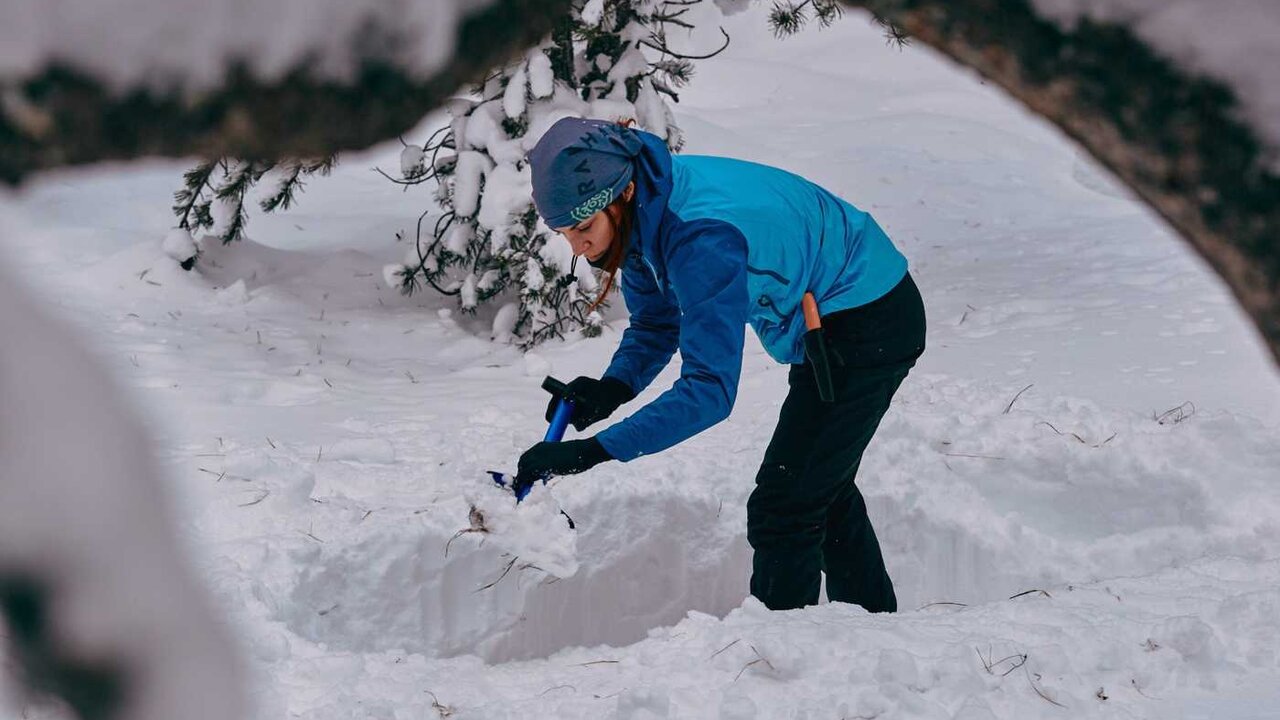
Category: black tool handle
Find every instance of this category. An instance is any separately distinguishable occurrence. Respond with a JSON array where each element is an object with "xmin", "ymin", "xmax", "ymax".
[
  {"xmin": 542, "ymin": 375, "xmax": 572, "ymax": 400},
  {"xmin": 804, "ymin": 330, "xmax": 836, "ymax": 403}
]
